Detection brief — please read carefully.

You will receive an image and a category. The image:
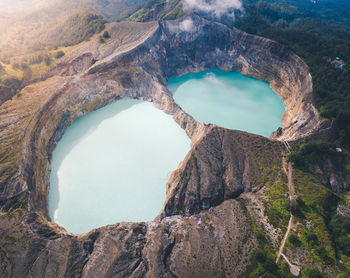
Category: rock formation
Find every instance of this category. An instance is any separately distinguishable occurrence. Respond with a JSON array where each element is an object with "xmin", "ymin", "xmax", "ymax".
[{"xmin": 0, "ymin": 15, "xmax": 339, "ymax": 277}]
